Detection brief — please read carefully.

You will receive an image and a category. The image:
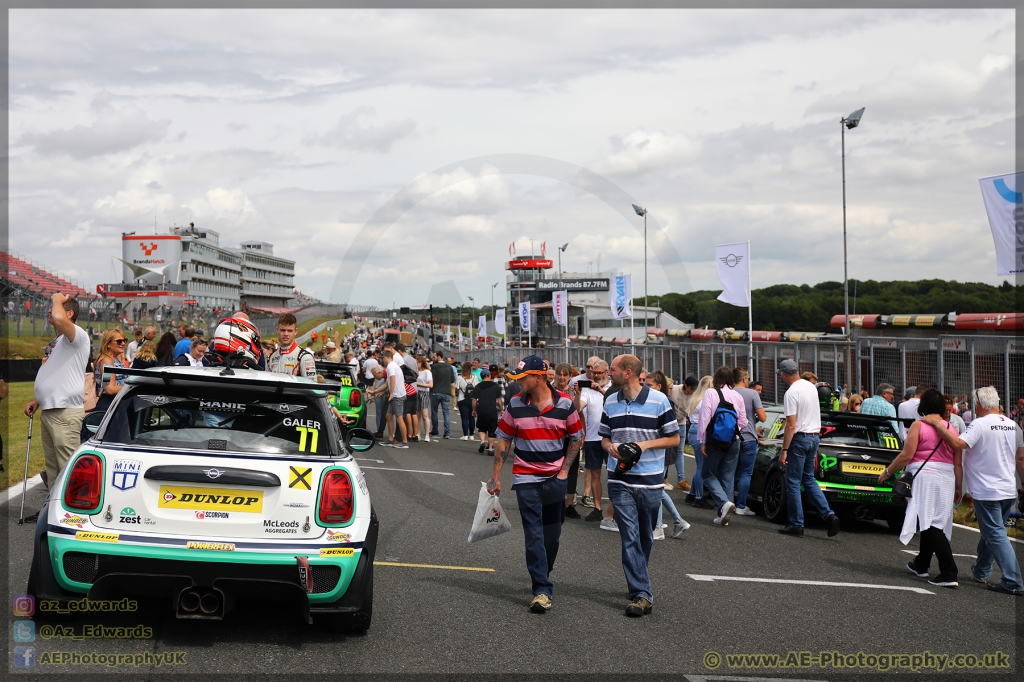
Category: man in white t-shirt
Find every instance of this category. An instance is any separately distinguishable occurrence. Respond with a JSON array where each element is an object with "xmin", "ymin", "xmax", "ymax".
[
  {"xmin": 24, "ymin": 293, "xmax": 90, "ymax": 488},
  {"xmin": 125, "ymin": 327, "xmax": 143, "ymax": 364},
  {"xmin": 382, "ymin": 348, "xmax": 409, "ymax": 448},
  {"xmin": 924, "ymin": 385, "xmax": 1024, "ymax": 595},
  {"xmin": 897, "ymin": 385, "xmax": 925, "ymax": 439},
  {"xmin": 576, "ymin": 358, "xmax": 610, "ymax": 521},
  {"xmin": 777, "ymin": 359, "xmax": 840, "ymax": 538}
]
